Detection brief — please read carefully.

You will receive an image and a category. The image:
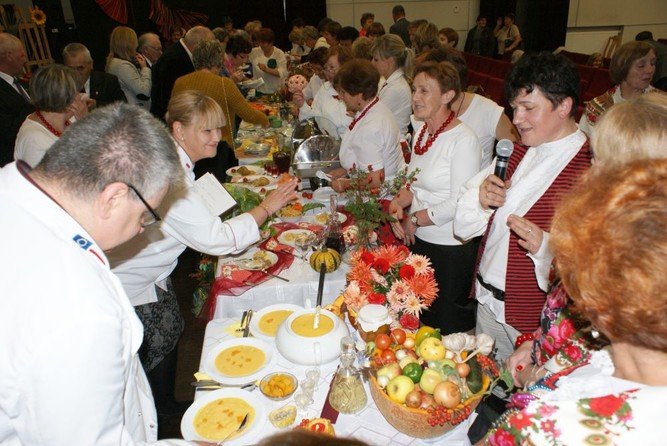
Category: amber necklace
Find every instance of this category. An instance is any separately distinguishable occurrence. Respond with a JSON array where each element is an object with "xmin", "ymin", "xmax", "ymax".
[
  {"xmin": 413, "ymin": 111, "xmax": 455, "ymax": 156},
  {"xmin": 35, "ymin": 109, "xmax": 69, "ymax": 137},
  {"xmin": 348, "ymin": 97, "xmax": 379, "ymax": 131}
]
